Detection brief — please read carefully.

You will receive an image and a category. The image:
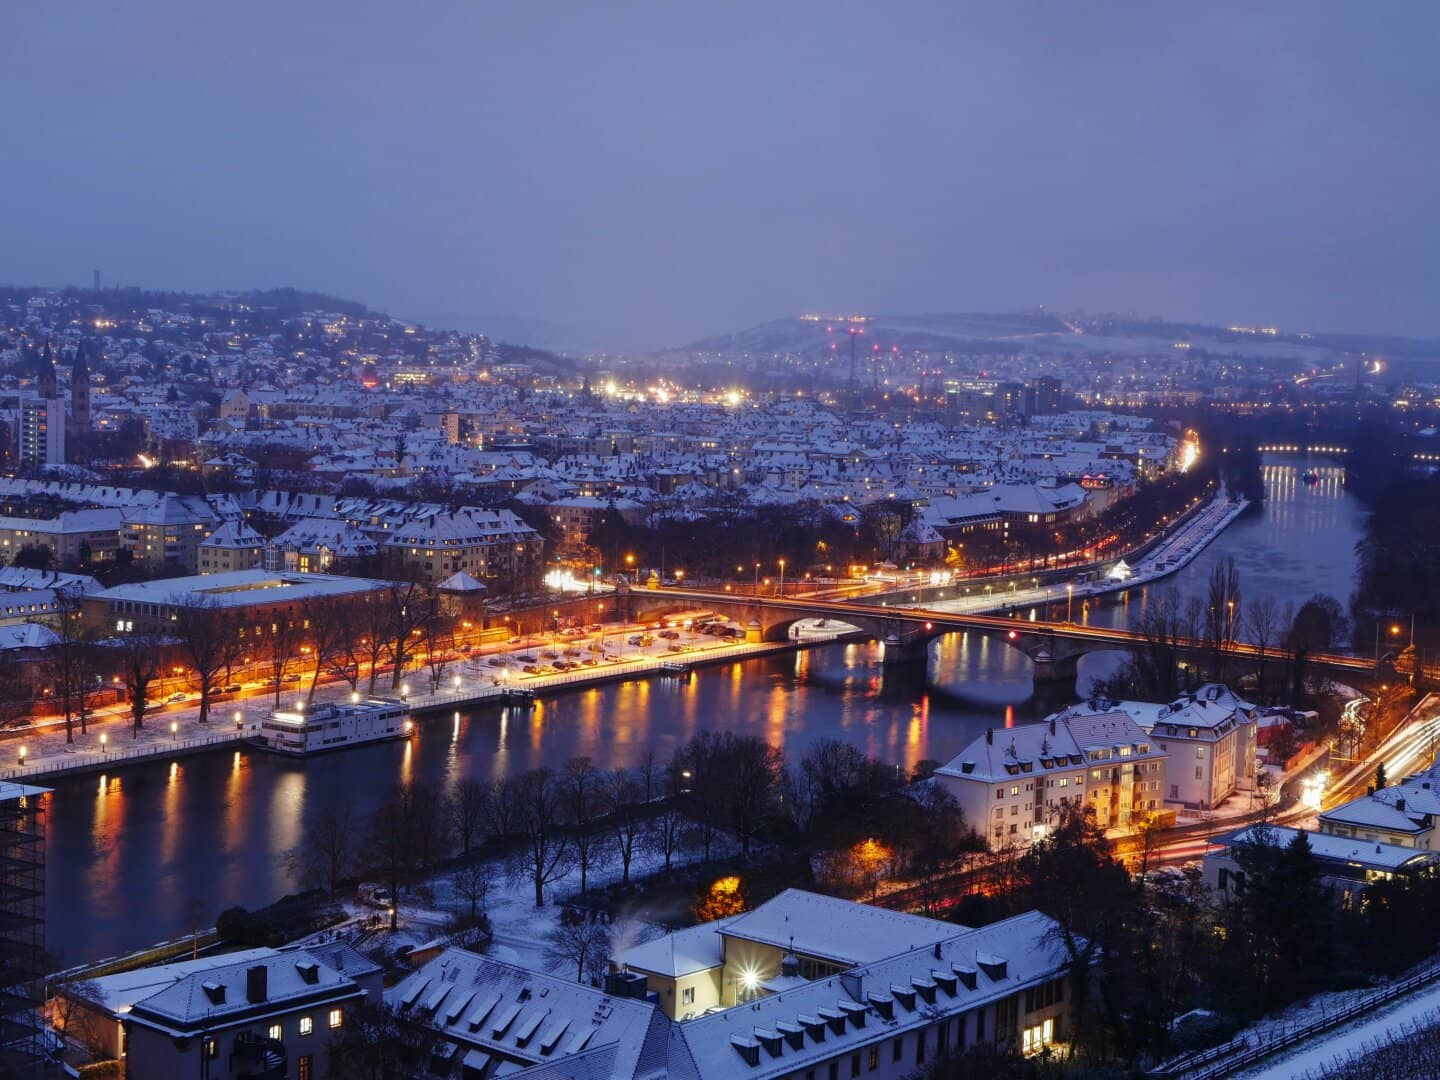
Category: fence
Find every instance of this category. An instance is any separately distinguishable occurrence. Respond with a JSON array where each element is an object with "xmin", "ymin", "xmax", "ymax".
[
  {"xmin": 0, "ymin": 729, "xmax": 251, "ymax": 783},
  {"xmin": 1150, "ymin": 960, "xmax": 1440, "ymax": 1080}
]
